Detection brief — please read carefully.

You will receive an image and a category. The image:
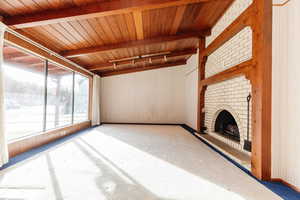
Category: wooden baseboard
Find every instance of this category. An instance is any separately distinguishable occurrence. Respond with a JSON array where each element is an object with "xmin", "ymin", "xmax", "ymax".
[
  {"xmin": 8, "ymin": 121, "xmax": 91, "ymax": 158},
  {"xmin": 271, "ymin": 178, "xmax": 300, "ymax": 193}
]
